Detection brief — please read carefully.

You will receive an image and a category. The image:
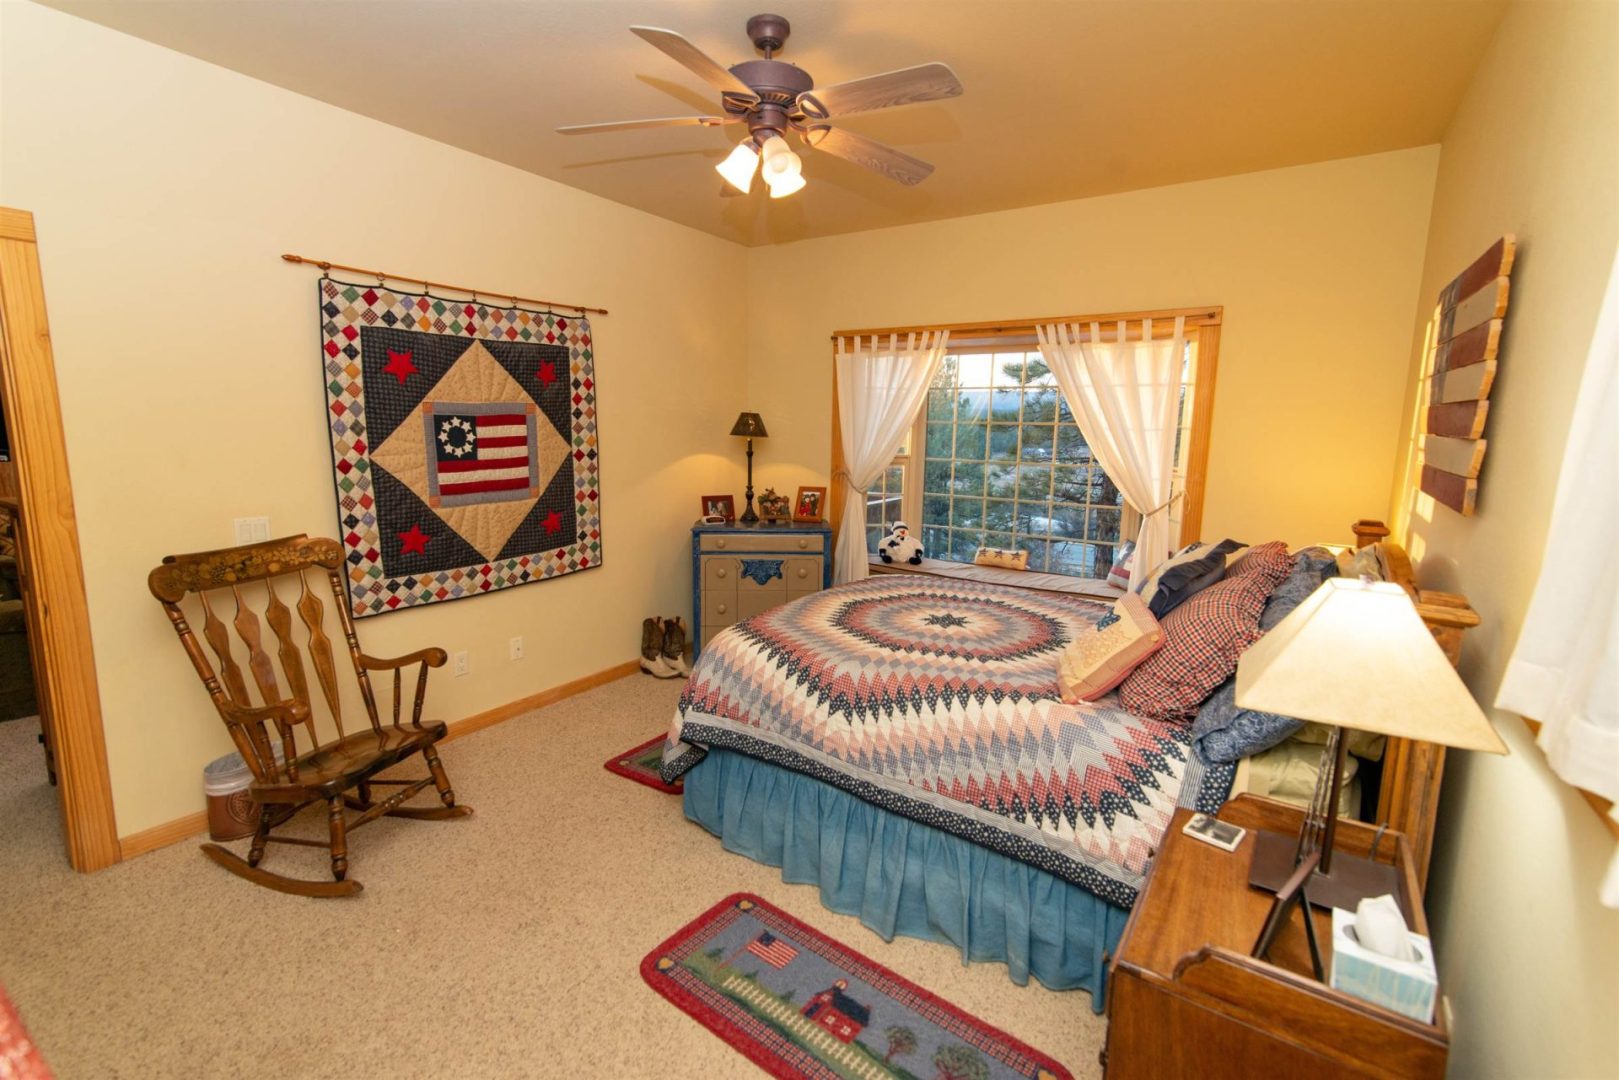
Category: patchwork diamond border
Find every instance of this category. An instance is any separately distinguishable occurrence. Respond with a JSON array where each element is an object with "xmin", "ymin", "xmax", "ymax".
[{"xmin": 318, "ymin": 277, "xmax": 602, "ymax": 617}]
